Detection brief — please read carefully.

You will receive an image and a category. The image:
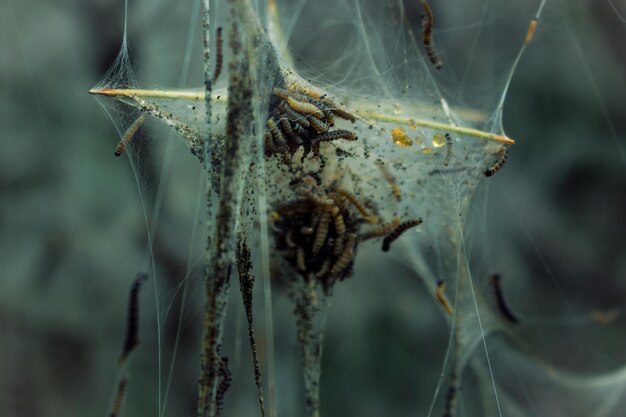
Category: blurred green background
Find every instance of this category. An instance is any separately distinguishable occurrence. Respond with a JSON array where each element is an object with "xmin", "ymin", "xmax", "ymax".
[{"xmin": 1, "ymin": 0, "xmax": 625, "ymax": 416}]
